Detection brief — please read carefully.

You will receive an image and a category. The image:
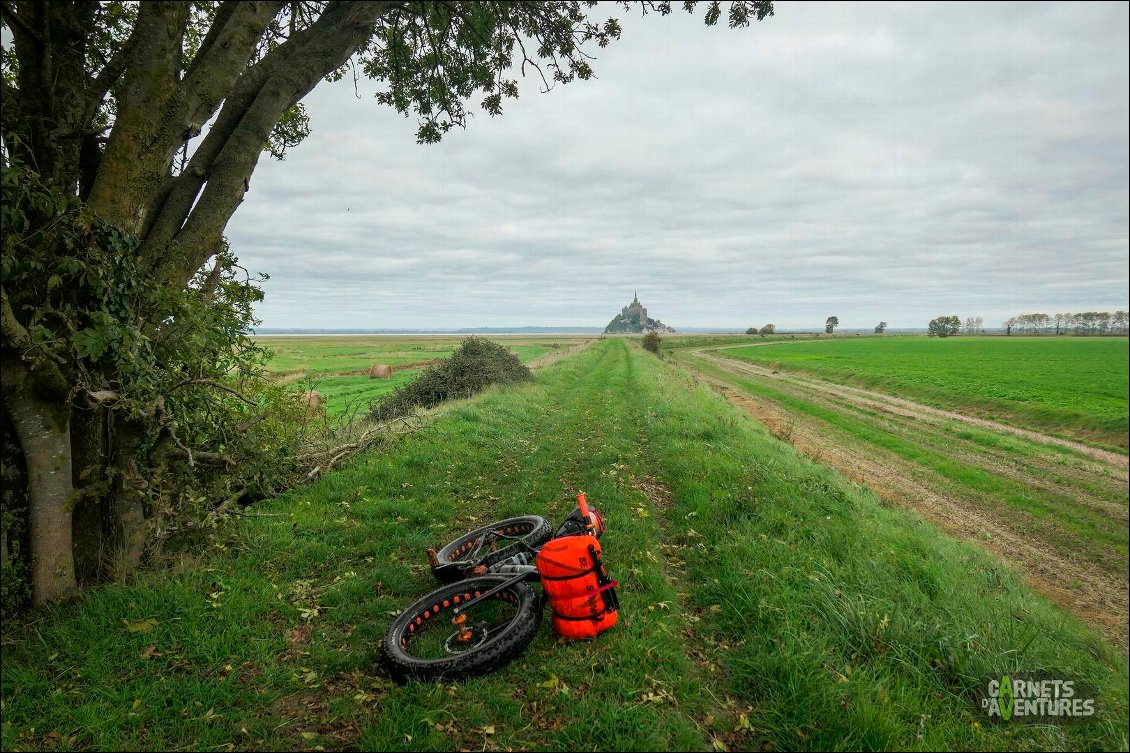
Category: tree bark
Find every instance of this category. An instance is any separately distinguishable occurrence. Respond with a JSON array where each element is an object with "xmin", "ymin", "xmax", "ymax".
[
  {"xmin": 70, "ymin": 408, "xmax": 109, "ymax": 583},
  {"xmin": 1, "ymin": 358, "xmax": 77, "ymax": 605},
  {"xmin": 108, "ymin": 417, "xmax": 149, "ymax": 573}
]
